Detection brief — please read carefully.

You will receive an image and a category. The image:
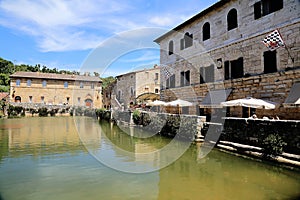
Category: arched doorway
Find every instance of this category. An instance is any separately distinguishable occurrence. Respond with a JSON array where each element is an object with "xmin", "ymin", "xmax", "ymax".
[
  {"xmin": 15, "ymin": 96, "xmax": 21, "ymax": 103},
  {"xmin": 85, "ymin": 99, "xmax": 93, "ymax": 108}
]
